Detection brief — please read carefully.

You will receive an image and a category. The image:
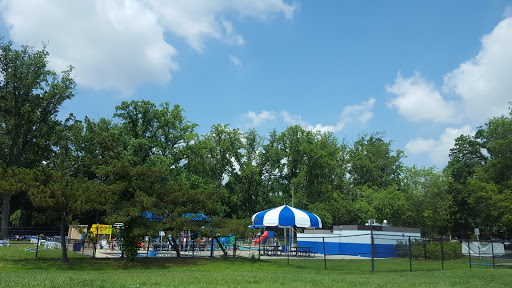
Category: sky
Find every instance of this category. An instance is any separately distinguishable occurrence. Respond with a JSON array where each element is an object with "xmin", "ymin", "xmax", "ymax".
[{"xmin": 1, "ymin": 0, "xmax": 511, "ymax": 169}]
